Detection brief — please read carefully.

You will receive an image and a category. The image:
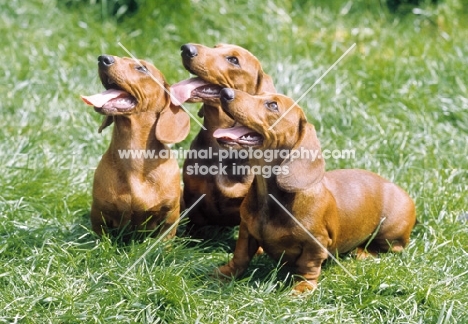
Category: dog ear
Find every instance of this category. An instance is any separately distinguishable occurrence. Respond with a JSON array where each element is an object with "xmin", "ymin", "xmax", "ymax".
[
  {"xmin": 256, "ymin": 71, "xmax": 276, "ymax": 94},
  {"xmin": 276, "ymin": 119, "xmax": 325, "ymax": 192},
  {"xmin": 155, "ymin": 103, "xmax": 190, "ymax": 144},
  {"xmin": 98, "ymin": 116, "xmax": 114, "ymax": 133}
]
